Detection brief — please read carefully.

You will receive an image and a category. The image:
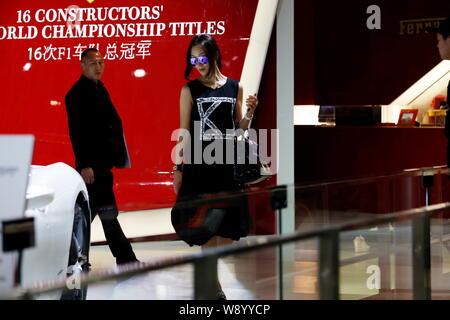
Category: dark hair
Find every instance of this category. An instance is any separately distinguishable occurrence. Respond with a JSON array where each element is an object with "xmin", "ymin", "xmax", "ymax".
[
  {"xmin": 80, "ymin": 48, "xmax": 99, "ymax": 61},
  {"xmin": 426, "ymin": 16, "xmax": 450, "ymax": 39},
  {"xmin": 184, "ymin": 34, "xmax": 222, "ymax": 80}
]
